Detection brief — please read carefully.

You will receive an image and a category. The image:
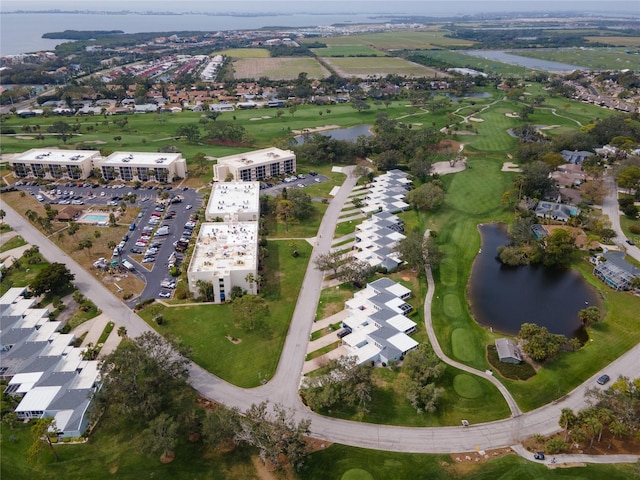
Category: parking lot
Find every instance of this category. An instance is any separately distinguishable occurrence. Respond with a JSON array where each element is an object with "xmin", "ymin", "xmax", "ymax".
[
  {"xmin": 14, "ymin": 180, "xmax": 202, "ymax": 304},
  {"xmin": 260, "ymin": 171, "xmax": 329, "ymax": 196}
]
